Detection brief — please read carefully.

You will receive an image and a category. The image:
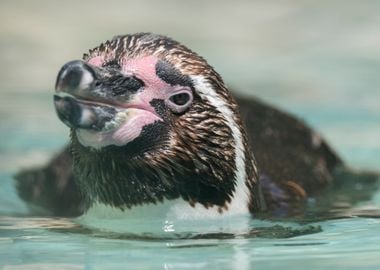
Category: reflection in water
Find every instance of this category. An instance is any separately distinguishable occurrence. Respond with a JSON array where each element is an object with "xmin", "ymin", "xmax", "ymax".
[
  {"xmin": 0, "ymin": 215, "xmax": 323, "ymax": 241},
  {"xmin": 0, "ymin": 217, "xmax": 78, "ymax": 230},
  {"xmin": 232, "ymin": 239, "xmax": 250, "ymax": 270},
  {"xmin": 1, "ymin": 215, "xmax": 380, "ymax": 269}
]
